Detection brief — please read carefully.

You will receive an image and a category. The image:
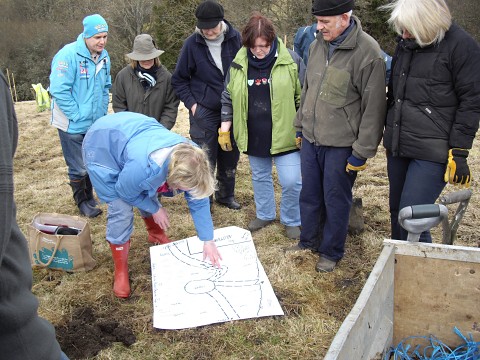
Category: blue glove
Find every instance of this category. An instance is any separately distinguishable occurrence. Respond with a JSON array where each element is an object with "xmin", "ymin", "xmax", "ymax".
[{"xmin": 346, "ymin": 154, "xmax": 367, "ymax": 174}]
